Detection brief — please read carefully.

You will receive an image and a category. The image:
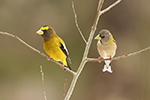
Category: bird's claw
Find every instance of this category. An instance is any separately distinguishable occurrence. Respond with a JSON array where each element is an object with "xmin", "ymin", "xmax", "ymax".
[
  {"xmin": 61, "ymin": 64, "xmax": 65, "ymax": 70},
  {"xmin": 46, "ymin": 56, "xmax": 50, "ymax": 60},
  {"xmin": 98, "ymin": 57, "xmax": 101, "ymax": 63}
]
